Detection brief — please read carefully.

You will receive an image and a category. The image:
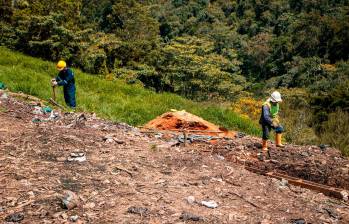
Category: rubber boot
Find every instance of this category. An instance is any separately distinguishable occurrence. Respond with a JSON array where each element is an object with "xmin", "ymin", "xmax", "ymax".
[
  {"xmin": 262, "ymin": 139, "xmax": 268, "ymax": 151},
  {"xmin": 258, "ymin": 140, "xmax": 270, "ymax": 160},
  {"xmin": 275, "ymin": 133, "xmax": 285, "ymax": 148}
]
